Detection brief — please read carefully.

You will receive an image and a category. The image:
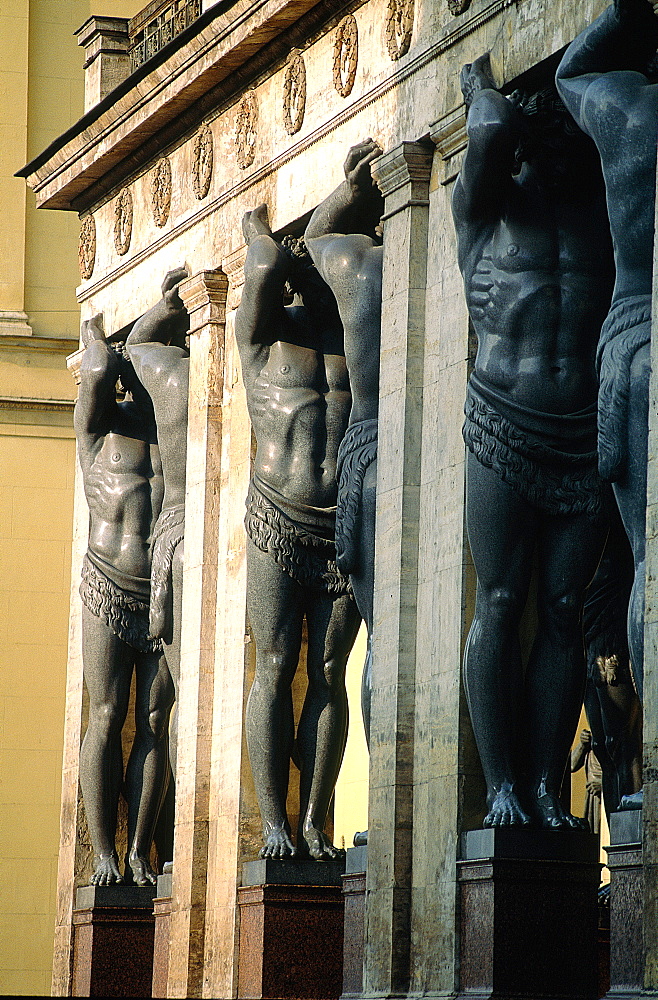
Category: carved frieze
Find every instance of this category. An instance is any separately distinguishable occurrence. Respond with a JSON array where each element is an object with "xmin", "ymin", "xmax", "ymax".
[
  {"xmin": 113, "ymin": 188, "xmax": 133, "ymax": 256},
  {"xmin": 385, "ymin": 0, "xmax": 415, "ymax": 60},
  {"xmin": 236, "ymin": 91, "xmax": 258, "ymax": 169},
  {"xmin": 447, "ymin": 0, "xmax": 471, "ymax": 13},
  {"xmin": 333, "ymin": 15, "xmax": 358, "ymax": 98},
  {"xmin": 78, "ymin": 214, "xmax": 96, "ymax": 279},
  {"xmin": 283, "ymin": 49, "xmax": 306, "ymax": 135},
  {"xmin": 192, "ymin": 124, "xmax": 213, "ymax": 199},
  {"xmin": 151, "ymin": 156, "xmax": 172, "ymax": 227}
]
